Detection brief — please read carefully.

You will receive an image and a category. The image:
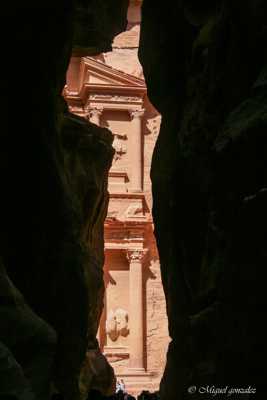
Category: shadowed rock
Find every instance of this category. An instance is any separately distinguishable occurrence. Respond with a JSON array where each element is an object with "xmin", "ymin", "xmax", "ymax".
[
  {"xmin": 0, "ymin": 1, "xmax": 128, "ymax": 399},
  {"xmin": 139, "ymin": 0, "xmax": 267, "ymax": 398}
]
